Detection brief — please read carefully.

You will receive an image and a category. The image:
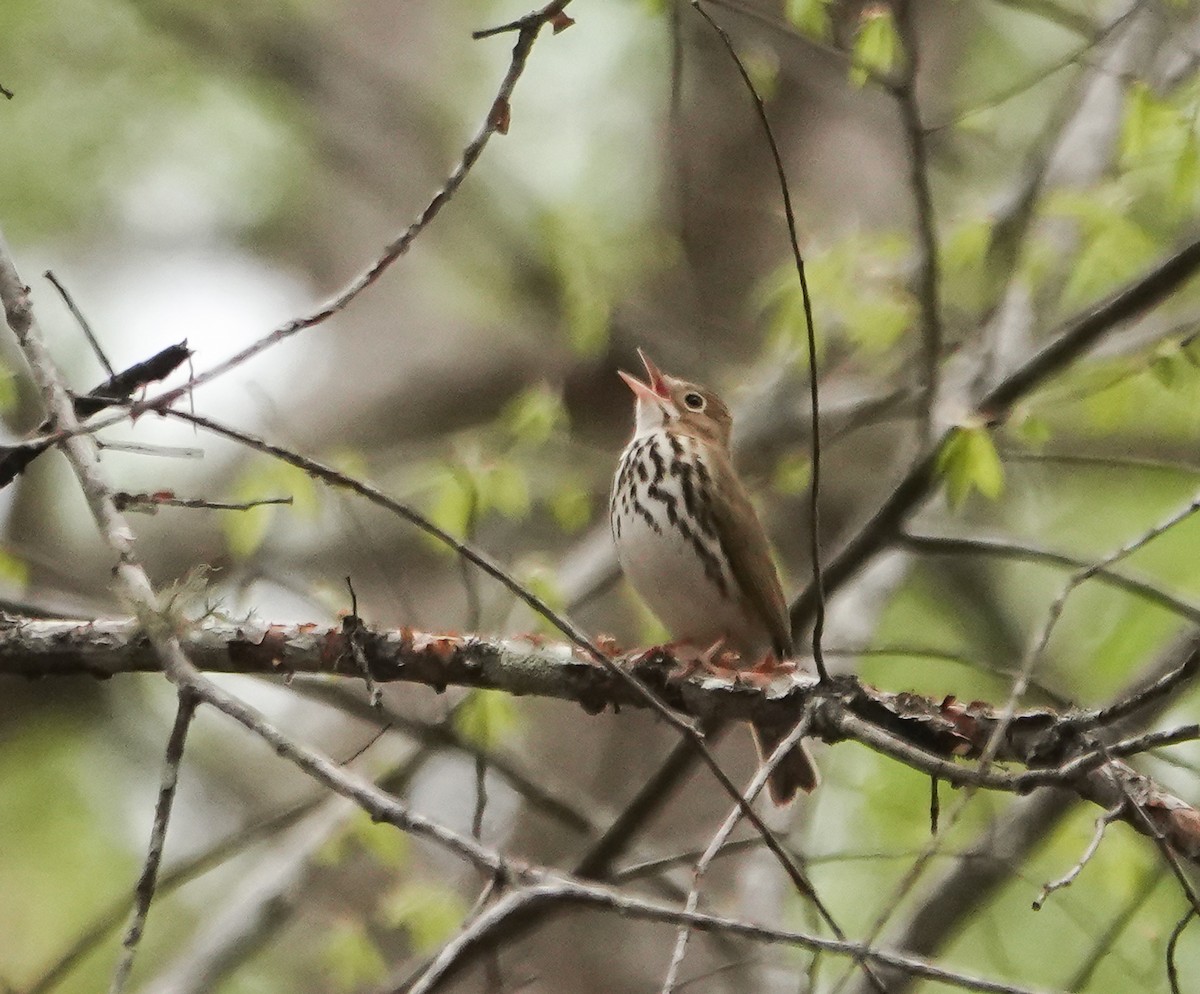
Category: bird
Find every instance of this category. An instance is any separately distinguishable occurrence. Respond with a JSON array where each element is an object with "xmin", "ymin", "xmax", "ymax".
[{"xmin": 610, "ymin": 349, "xmax": 818, "ymax": 803}]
